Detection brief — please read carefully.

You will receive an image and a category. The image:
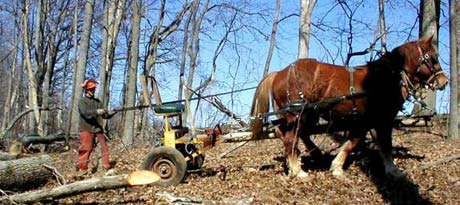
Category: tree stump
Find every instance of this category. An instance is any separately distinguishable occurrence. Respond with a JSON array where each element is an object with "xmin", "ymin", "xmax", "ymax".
[{"xmin": 0, "ymin": 154, "xmax": 54, "ymax": 191}]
